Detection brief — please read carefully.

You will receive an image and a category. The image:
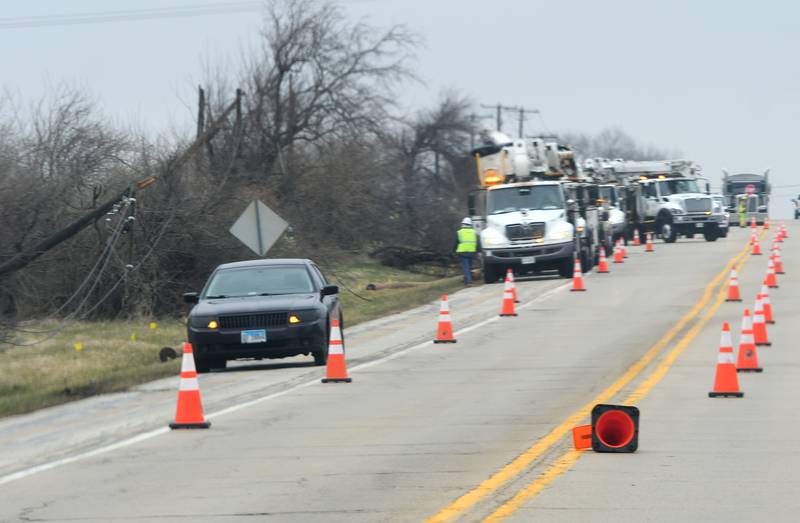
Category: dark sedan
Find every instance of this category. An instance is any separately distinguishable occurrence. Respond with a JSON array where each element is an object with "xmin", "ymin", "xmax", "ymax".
[{"xmin": 183, "ymin": 259, "xmax": 341, "ymax": 372}]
